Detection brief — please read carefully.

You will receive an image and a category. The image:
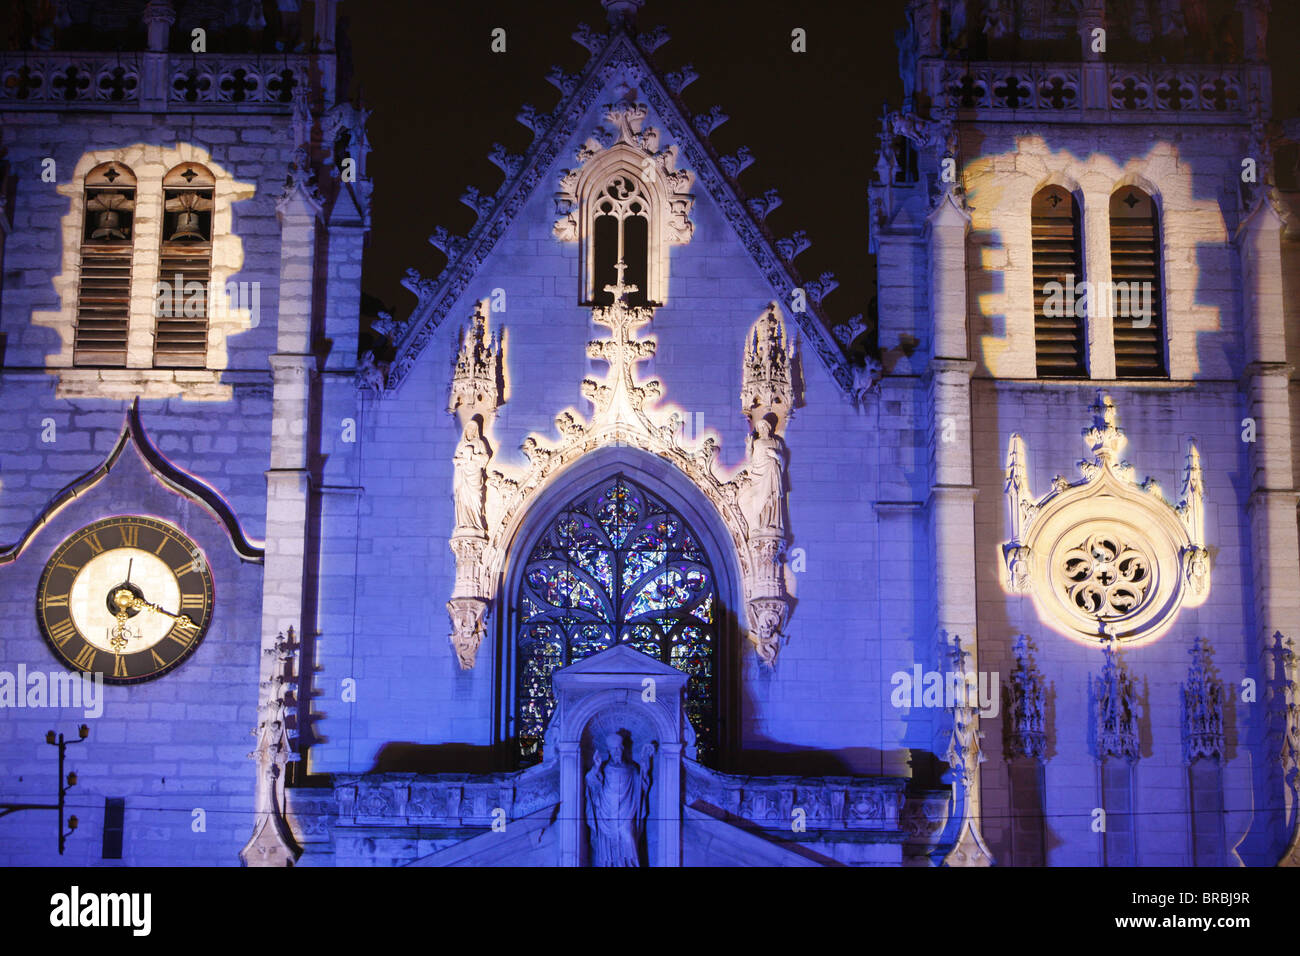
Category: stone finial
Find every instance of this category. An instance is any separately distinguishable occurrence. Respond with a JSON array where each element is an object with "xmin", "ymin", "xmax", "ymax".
[
  {"xmin": 1084, "ymin": 392, "xmax": 1127, "ymax": 468},
  {"xmin": 740, "ymin": 305, "xmax": 795, "ymax": 434},
  {"xmin": 447, "ymin": 302, "xmax": 502, "ymax": 425},
  {"xmin": 1182, "ymin": 637, "xmax": 1225, "ymax": 763},
  {"xmin": 1006, "ymin": 635, "xmax": 1047, "ymax": 760},
  {"xmin": 143, "ymin": 0, "xmax": 175, "ymax": 52},
  {"xmin": 1093, "ymin": 640, "xmax": 1141, "ymax": 761}
]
